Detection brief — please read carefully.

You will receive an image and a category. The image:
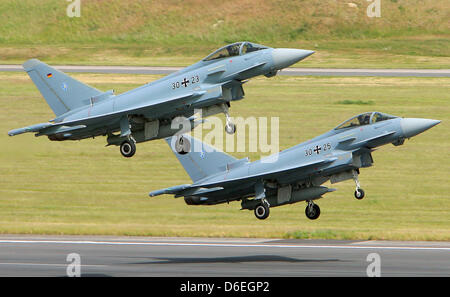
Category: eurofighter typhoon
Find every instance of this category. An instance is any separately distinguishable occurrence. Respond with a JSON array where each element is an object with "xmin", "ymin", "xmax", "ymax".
[
  {"xmin": 150, "ymin": 112, "xmax": 440, "ymax": 220},
  {"xmin": 8, "ymin": 42, "xmax": 314, "ymax": 157}
]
